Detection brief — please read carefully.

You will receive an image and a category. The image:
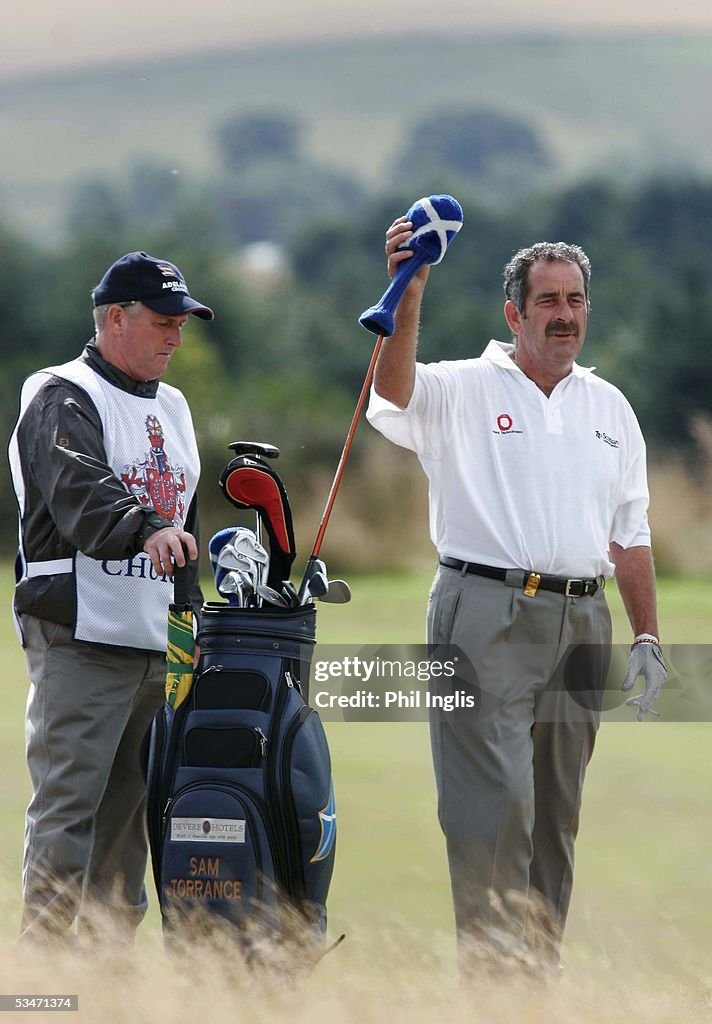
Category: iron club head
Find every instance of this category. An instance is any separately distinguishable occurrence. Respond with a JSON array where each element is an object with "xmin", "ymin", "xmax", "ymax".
[
  {"xmin": 256, "ymin": 583, "xmax": 289, "ymax": 608},
  {"xmin": 318, "ymin": 578, "xmax": 351, "ymax": 604}
]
